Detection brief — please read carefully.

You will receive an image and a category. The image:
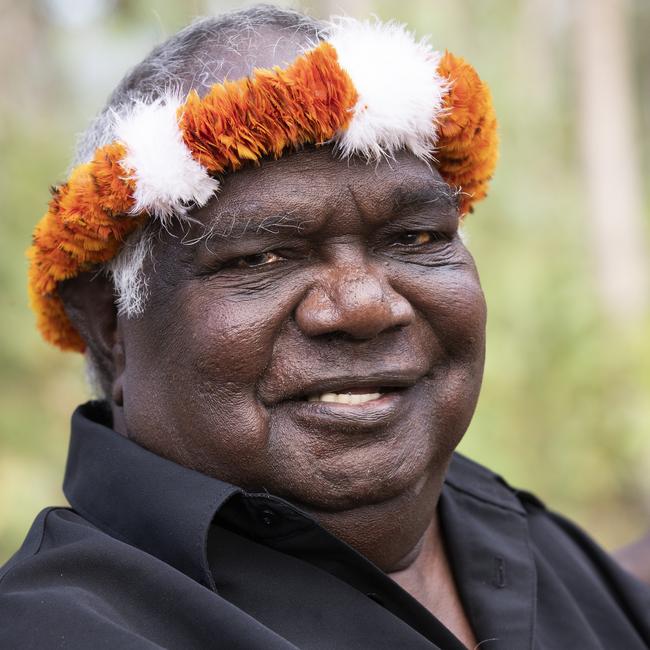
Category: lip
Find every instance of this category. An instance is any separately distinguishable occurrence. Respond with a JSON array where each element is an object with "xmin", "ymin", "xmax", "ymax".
[
  {"xmin": 268, "ymin": 372, "xmax": 422, "ymax": 406},
  {"xmin": 282, "ymin": 387, "xmax": 410, "ymax": 430}
]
